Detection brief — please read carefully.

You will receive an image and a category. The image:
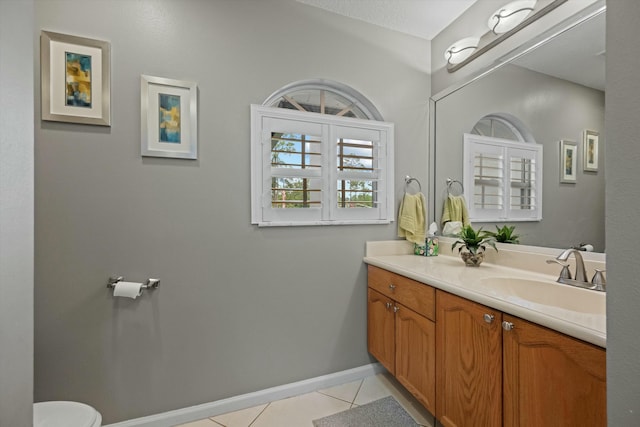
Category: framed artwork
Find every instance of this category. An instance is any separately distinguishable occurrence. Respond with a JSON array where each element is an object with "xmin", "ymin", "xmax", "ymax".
[
  {"xmin": 583, "ymin": 130, "xmax": 599, "ymax": 172},
  {"xmin": 560, "ymin": 140, "xmax": 577, "ymax": 183},
  {"xmin": 141, "ymin": 75, "xmax": 198, "ymax": 160},
  {"xmin": 40, "ymin": 31, "xmax": 111, "ymax": 126}
]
